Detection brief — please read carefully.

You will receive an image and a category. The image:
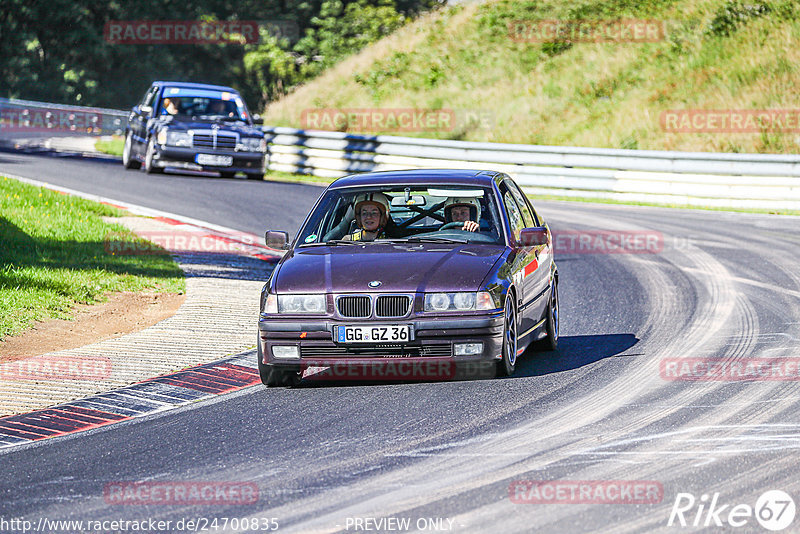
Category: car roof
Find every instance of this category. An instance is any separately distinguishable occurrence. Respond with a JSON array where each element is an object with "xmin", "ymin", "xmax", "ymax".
[
  {"xmin": 328, "ymin": 169, "xmax": 502, "ymax": 189},
  {"xmin": 152, "ymin": 81, "xmax": 240, "ymax": 93}
]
